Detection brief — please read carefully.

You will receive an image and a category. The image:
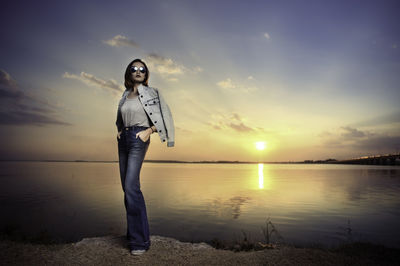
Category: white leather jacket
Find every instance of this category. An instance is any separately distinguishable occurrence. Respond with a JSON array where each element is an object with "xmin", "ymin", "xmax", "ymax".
[{"xmin": 116, "ymin": 84, "xmax": 175, "ymax": 147}]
